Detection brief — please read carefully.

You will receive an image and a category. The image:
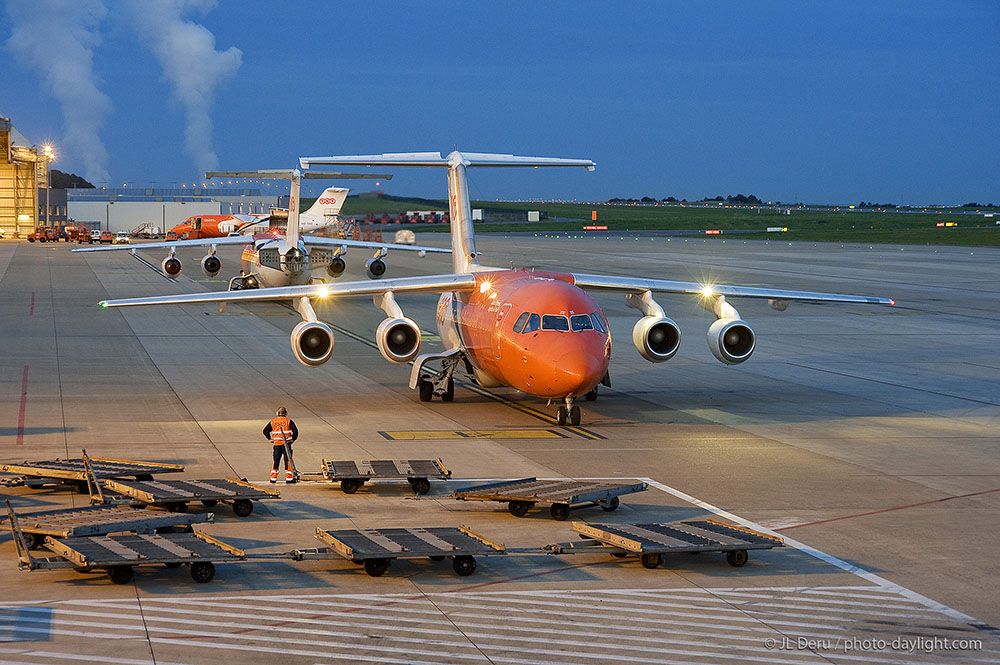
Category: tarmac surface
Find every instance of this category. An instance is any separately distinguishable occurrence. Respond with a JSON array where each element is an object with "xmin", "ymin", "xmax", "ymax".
[{"xmin": 1, "ymin": 232, "xmax": 998, "ymax": 664}]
